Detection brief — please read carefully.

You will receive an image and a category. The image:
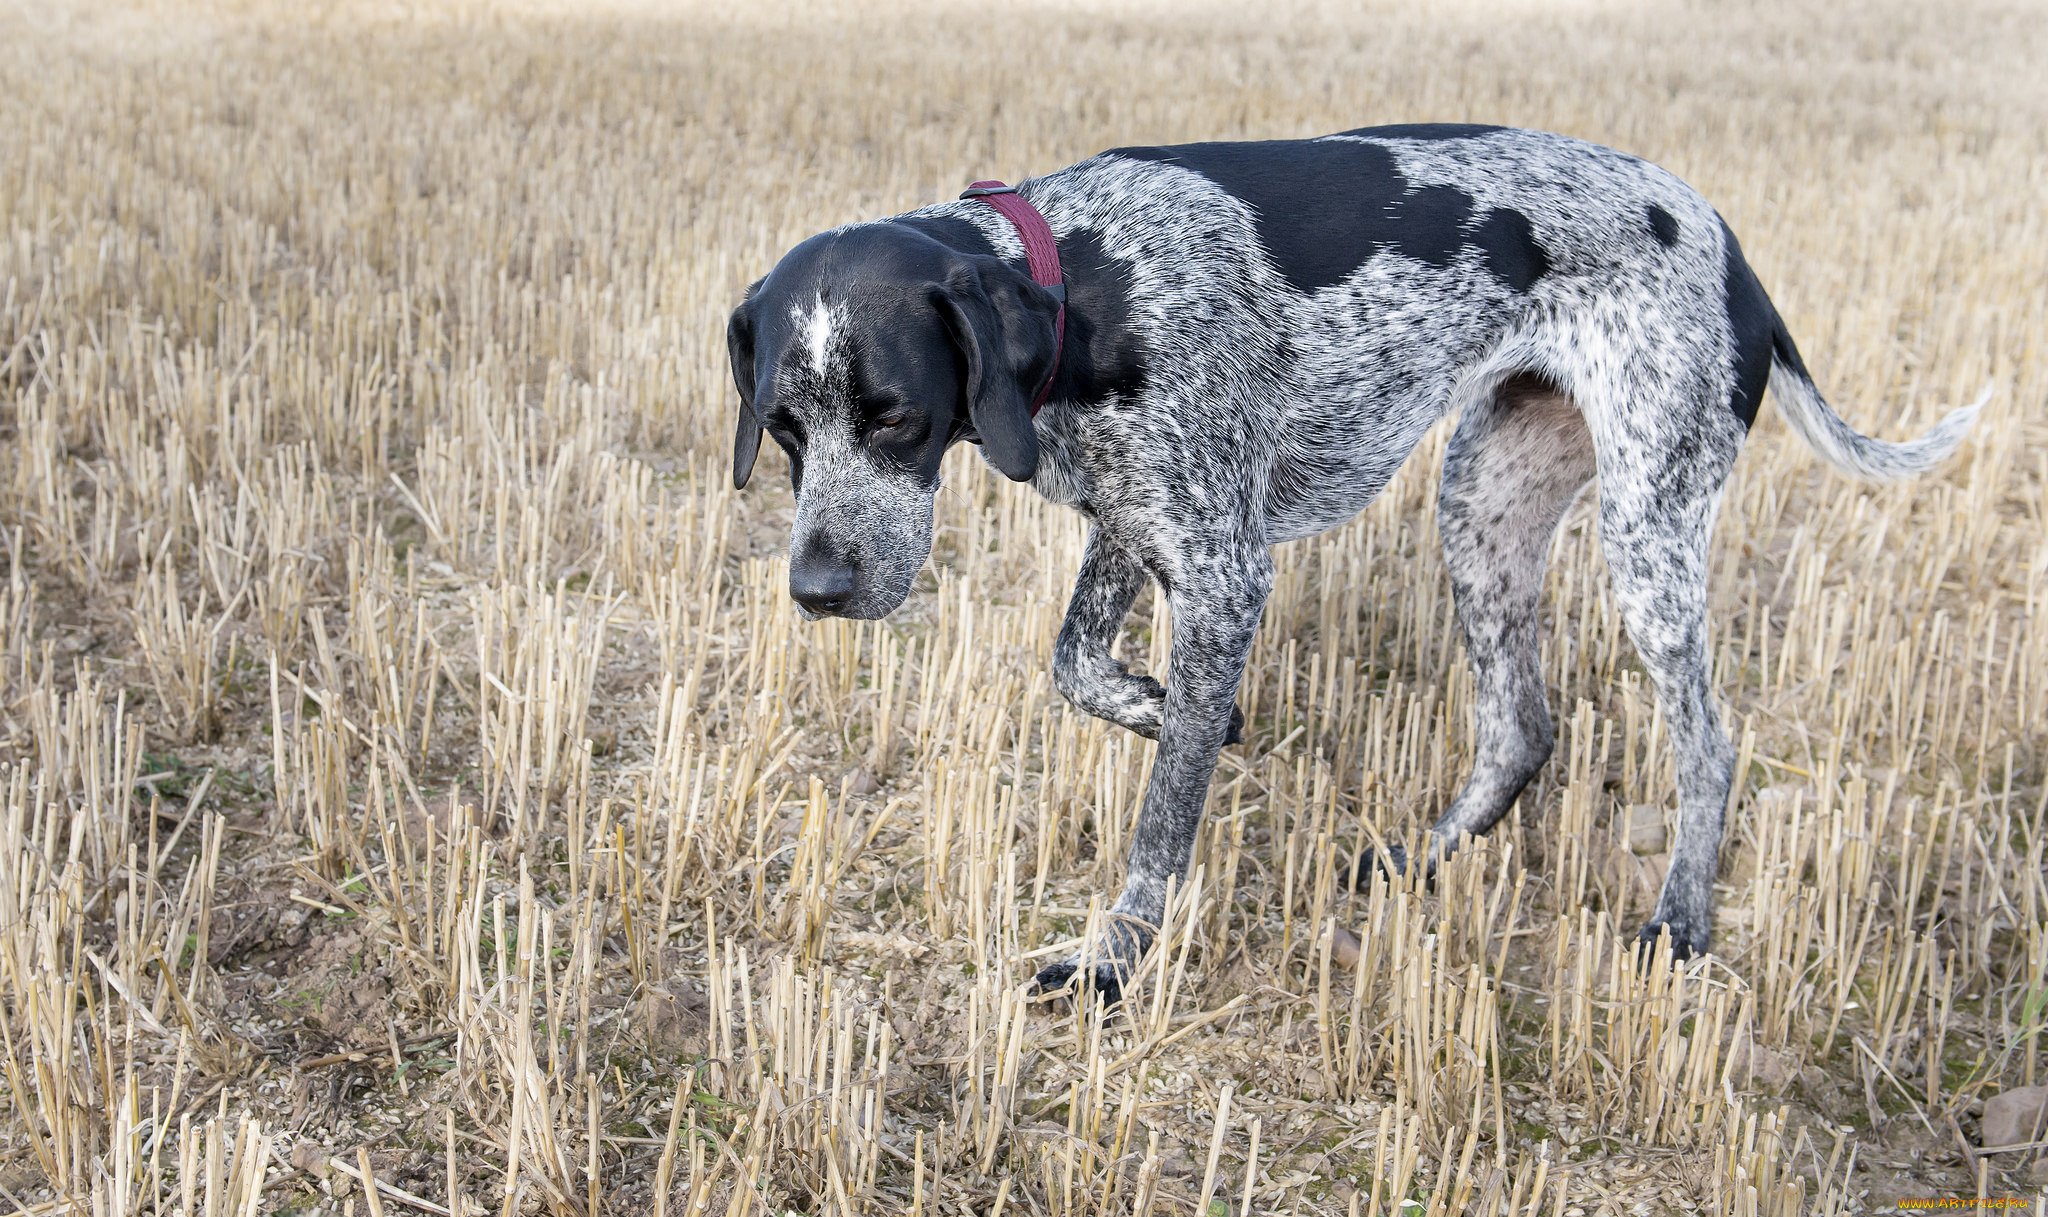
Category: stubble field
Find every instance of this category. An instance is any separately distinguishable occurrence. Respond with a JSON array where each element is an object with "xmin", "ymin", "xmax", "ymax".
[{"xmin": 1, "ymin": 0, "xmax": 2045, "ymax": 1213}]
